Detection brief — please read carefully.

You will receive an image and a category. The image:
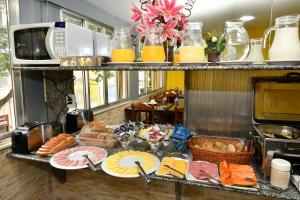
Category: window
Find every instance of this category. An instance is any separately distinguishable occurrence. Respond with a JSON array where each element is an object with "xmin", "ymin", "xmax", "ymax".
[
  {"xmin": 0, "ymin": 0, "xmax": 14, "ymax": 134},
  {"xmin": 139, "ymin": 71, "xmax": 165, "ymax": 95},
  {"xmin": 61, "ymin": 10, "xmax": 129, "ymax": 109}
]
